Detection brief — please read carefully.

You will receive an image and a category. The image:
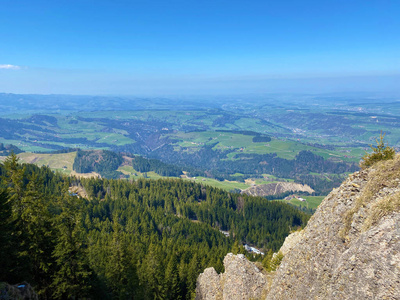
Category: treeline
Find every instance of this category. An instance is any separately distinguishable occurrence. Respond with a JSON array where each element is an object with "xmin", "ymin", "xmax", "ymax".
[
  {"xmin": 214, "ymin": 129, "xmax": 271, "ymax": 143},
  {"xmin": 131, "ymin": 155, "xmax": 183, "ymax": 177},
  {"xmin": 38, "ymin": 147, "xmax": 79, "ymax": 154},
  {"xmin": 0, "ymin": 155, "xmax": 308, "ymax": 299},
  {"xmin": 265, "ymin": 190, "xmax": 310, "ymax": 201},
  {"xmin": 0, "ymin": 143, "xmax": 22, "ymax": 156},
  {"xmin": 252, "ymin": 135, "xmax": 272, "ymax": 143},
  {"xmin": 0, "ymin": 117, "xmax": 50, "ymax": 140},
  {"xmin": 297, "ymin": 174, "xmax": 346, "ymax": 195},
  {"xmin": 145, "ymin": 145, "xmax": 356, "ymax": 194},
  {"xmin": 215, "ymin": 151, "xmax": 356, "ymax": 194},
  {"xmin": 73, "ymin": 147, "xmax": 355, "ymax": 195},
  {"xmin": 73, "ymin": 149, "xmax": 124, "ymax": 179},
  {"xmin": 218, "ymin": 150, "xmax": 357, "ymax": 179},
  {"xmin": 73, "ymin": 150, "xmax": 184, "ymax": 179}
]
